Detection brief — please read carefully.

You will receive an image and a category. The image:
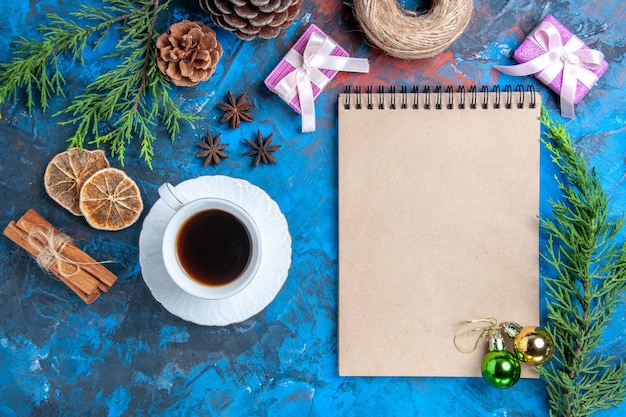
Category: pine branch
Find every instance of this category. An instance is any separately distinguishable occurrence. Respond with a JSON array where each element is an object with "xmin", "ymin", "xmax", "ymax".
[
  {"xmin": 0, "ymin": 0, "xmax": 202, "ymax": 167},
  {"xmin": 0, "ymin": 3, "xmax": 138, "ymax": 113},
  {"xmin": 539, "ymin": 108, "xmax": 626, "ymax": 417},
  {"xmin": 58, "ymin": 0, "xmax": 201, "ymax": 168}
]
